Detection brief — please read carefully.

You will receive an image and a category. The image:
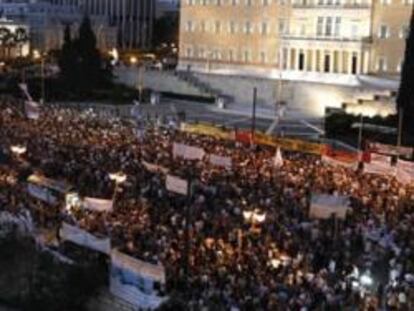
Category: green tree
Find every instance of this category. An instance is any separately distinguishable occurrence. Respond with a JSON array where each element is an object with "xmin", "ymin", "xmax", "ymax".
[{"xmin": 397, "ymin": 7, "xmax": 414, "ymax": 141}]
